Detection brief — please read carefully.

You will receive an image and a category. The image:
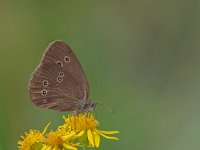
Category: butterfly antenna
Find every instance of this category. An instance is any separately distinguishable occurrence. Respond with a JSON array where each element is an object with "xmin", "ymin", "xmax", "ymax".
[{"xmin": 97, "ymin": 103, "xmax": 114, "ymax": 116}]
